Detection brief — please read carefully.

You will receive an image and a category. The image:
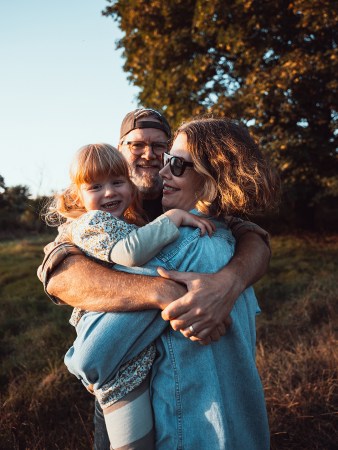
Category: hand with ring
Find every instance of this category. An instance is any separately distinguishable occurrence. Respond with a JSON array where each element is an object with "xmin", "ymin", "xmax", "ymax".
[
  {"xmin": 181, "ymin": 323, "xmax": 200, "ymax": 339},
  {"xmin": 189, "ymin": 324, "xmax": 197, "ymax": 335},
  {"xmin": 179, "ymin": 317, "xmax": 232, "ymax": 344}
]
